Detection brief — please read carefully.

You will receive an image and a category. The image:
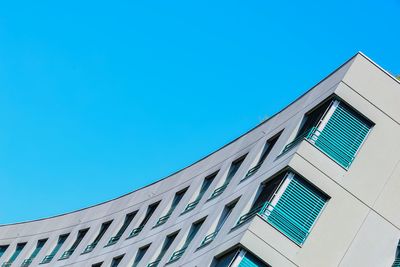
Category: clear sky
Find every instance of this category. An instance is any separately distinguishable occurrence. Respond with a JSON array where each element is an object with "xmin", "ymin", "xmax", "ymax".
[{"xmin": 0, "ymin": 0, "xmax": 399, "ymax": 224}]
